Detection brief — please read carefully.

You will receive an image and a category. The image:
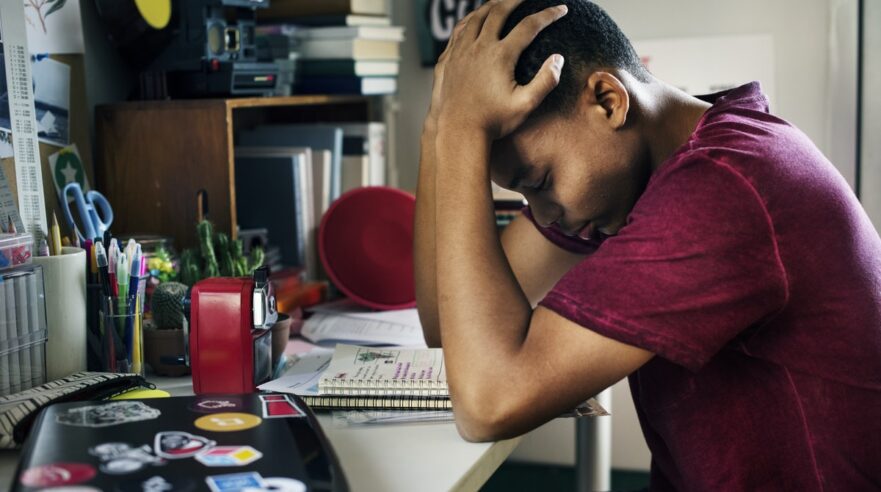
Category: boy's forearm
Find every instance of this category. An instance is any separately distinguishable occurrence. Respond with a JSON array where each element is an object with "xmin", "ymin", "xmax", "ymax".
[{"xmin": 414, "ymin": 127, "xmax": 442, "ymax": 347}]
